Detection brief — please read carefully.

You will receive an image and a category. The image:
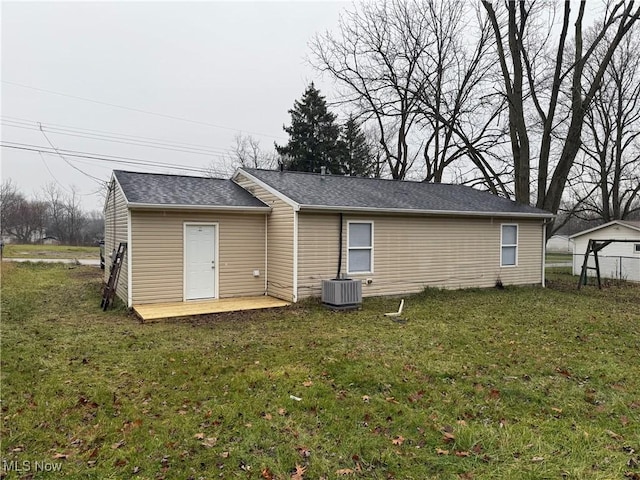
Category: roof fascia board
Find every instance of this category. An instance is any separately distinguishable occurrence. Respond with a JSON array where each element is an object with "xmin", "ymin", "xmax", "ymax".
[
  {"xmin": 103, "ymin": 173, "xmax": 123, "ymax": 213},
  {"xmin": 113, "ymin": 173, "xmax": 130, "ymax": 204},
  {"xmin": 568, "ymin": 220, "xmax": 640, "ymax": 239},
  {"xmin": 298, "ymin": 204, "xmax": 553, "ymax": 219},
  {"xmin": 127, "ymin": 203, "xmax": 271, "ymax": 212},
  {"xmin": 233, "ymin": 168, "xmax": 301, "ymax": 211}
]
